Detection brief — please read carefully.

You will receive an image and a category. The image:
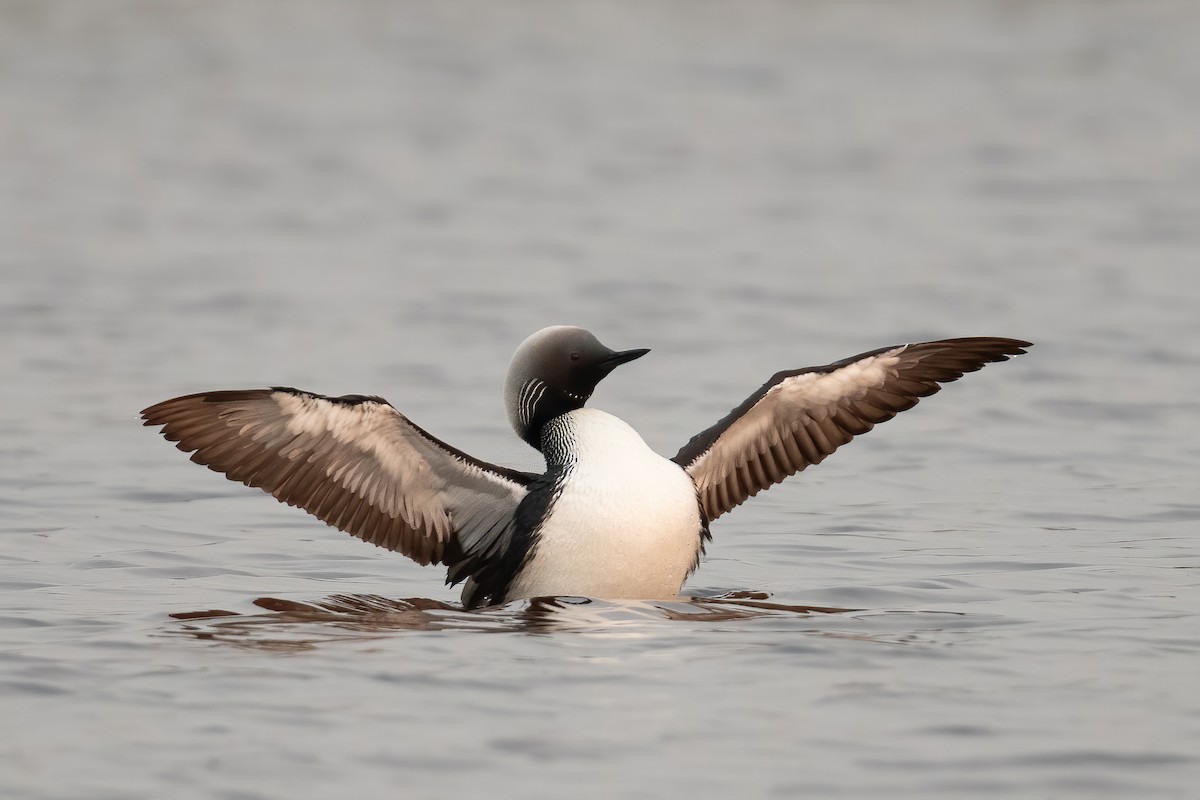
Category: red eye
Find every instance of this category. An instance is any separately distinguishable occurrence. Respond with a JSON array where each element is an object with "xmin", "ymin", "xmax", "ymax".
[{"xmin": 569, "ymin": 352, "xmax": 581, "ymax": 361}]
